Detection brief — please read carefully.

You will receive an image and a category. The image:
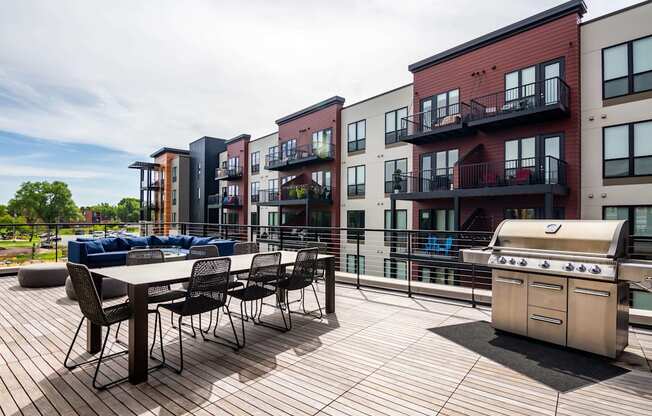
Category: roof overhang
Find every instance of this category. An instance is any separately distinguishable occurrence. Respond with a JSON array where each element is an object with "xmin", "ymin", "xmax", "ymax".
[{"xmin": 276, "ymin": 96, "xmax": 345, "ymax": 125}]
